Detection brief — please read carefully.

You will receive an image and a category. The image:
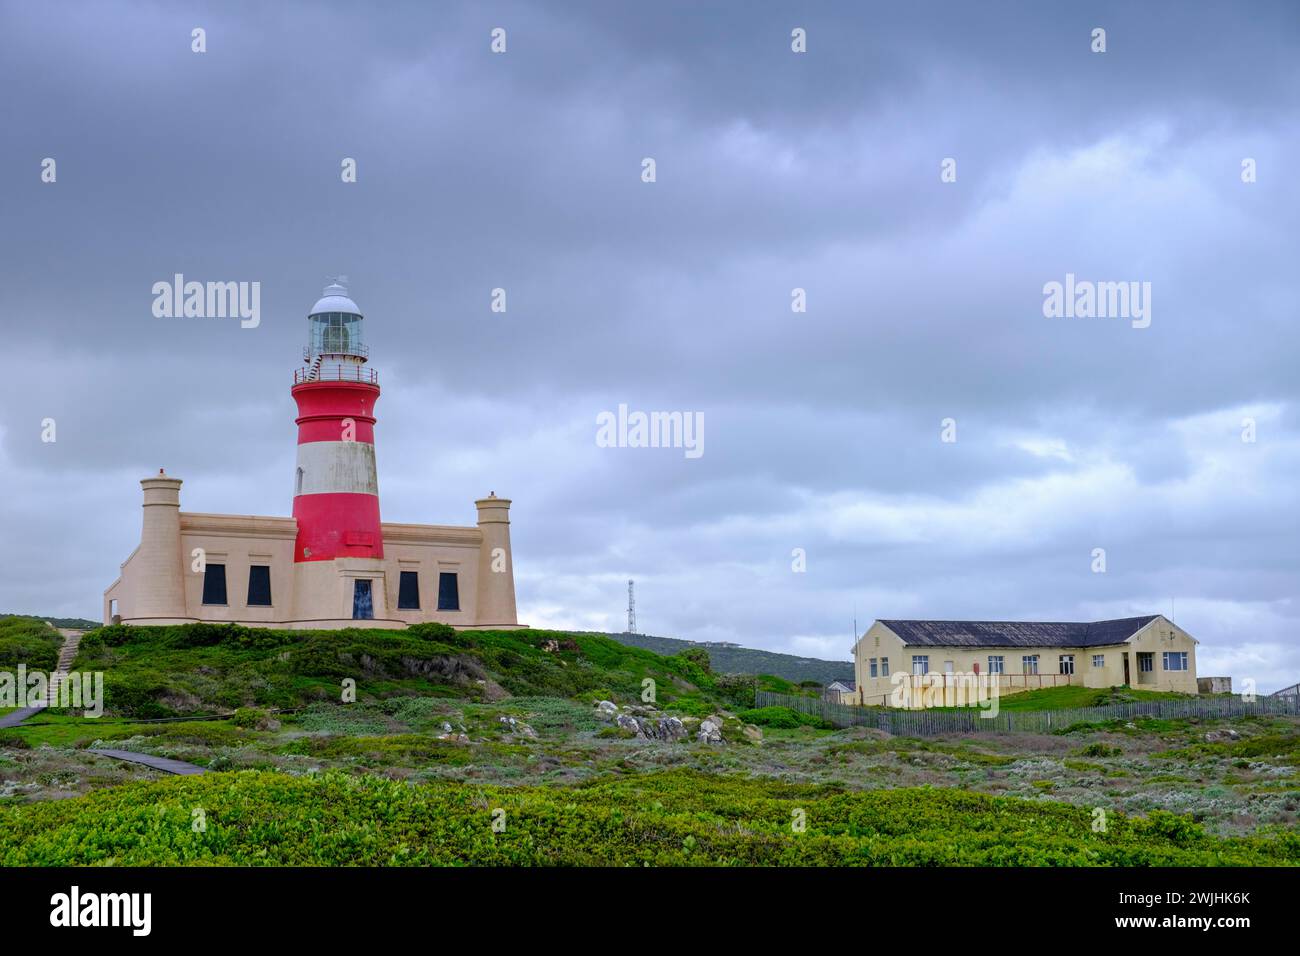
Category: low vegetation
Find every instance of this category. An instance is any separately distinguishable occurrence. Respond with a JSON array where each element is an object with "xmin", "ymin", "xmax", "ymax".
[
  {"xmin": 737, "ymin": 705, "xmax": 833, "ymax": 729},
  {"xmin": 70, "ymin": 622, "xmax": 764, "ymax": 718},
  {"xmin": 0, "ymin": 616, "xmax": 63, "ymax": 672},
  {"xmin": 1, "ymin": 768, "xmax": 1294, "ymax": 866},
  {"xmin": 0, "ymin": 620, "xmax": 1293, "ymax": 865}
]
